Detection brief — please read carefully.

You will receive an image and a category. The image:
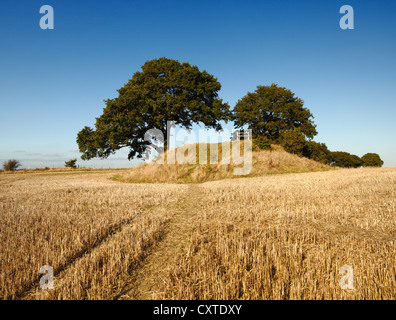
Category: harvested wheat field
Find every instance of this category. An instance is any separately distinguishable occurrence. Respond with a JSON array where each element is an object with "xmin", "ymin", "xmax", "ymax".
[{"xmin": 1, "ymin": 167, "xmax": 395, "ymax": 300}]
